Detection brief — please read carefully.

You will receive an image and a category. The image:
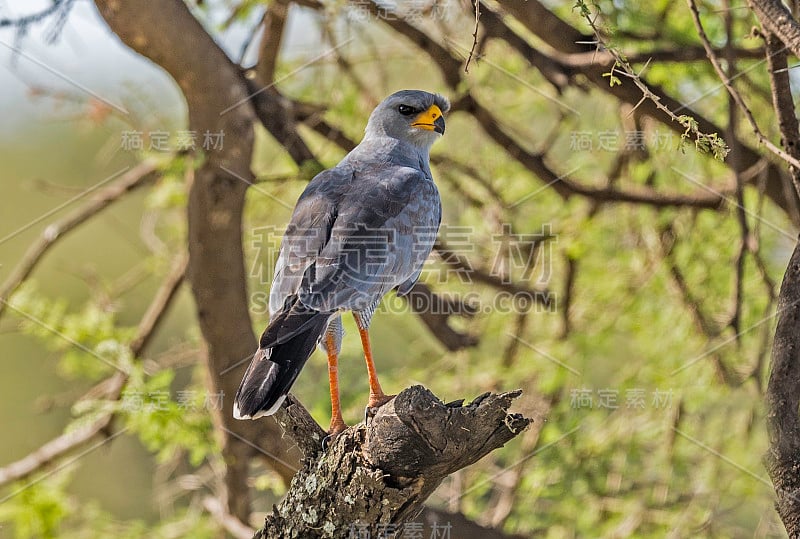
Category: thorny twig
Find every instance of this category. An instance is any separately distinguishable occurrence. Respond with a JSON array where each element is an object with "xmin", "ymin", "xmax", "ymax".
[
  {"xmin": 575, "ymin": 0, "xmax": 730, "ymax": 160},
  {"xmin": 464, "ymin": 0, "xmax": 481, "ymax": 72},
  {"xmin": 686, "ymin": 0, "xmax": 800, "ymax": 170}
]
